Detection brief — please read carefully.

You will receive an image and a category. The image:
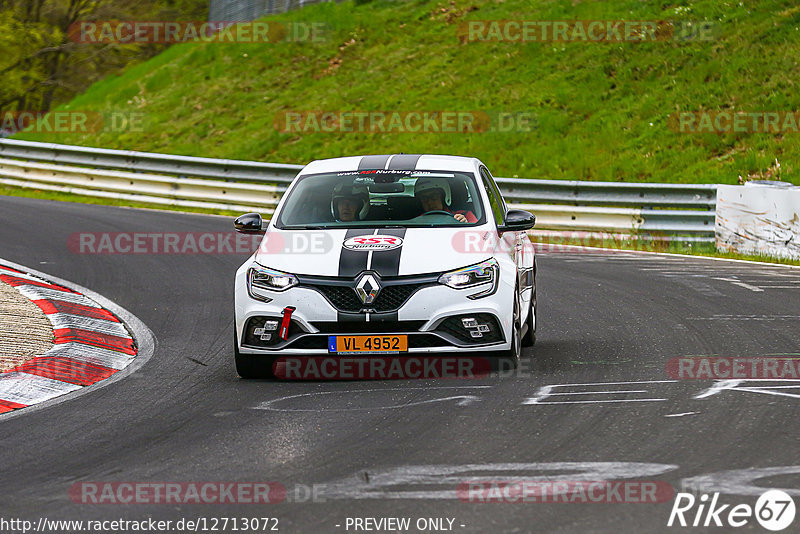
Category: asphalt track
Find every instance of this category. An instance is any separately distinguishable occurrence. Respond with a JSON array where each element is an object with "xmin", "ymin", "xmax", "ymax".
[{"xmin": 1, "ymin": 195, "xmax": 799, "ymax": 533}]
